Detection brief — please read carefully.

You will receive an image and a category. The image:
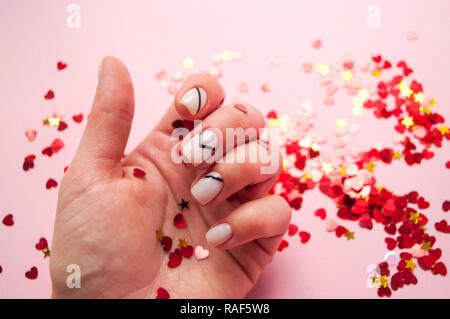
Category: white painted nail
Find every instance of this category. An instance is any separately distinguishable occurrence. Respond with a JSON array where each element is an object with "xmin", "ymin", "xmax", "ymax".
[
  {"xmin": 191, "ymin": 172, "xmax": 223, "ymax": 205},
  {"xmin": 97, "ymin": 57, "xmax": 105, "ymax": 81},
  {"xmin": 206, "ymin": 223, "xmax": 232, "ymax": 246},
  {"xmin": 180, "ymin": 87, "xmax": 207, "ymax": 115},
  {"xmin": 182, "ymin": 130, "xmax": 217, "ymax": 164}
]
